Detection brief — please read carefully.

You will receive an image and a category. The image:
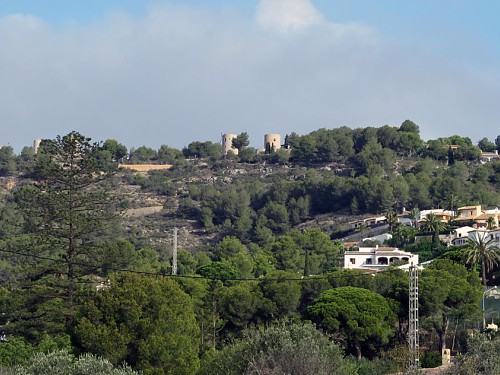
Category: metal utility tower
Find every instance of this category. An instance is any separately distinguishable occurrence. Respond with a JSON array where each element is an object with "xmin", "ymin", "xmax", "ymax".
[
  {"xmin": 408, "ymin": 263, "xmax": 419, "ymax": 372},
  {"xmin": 172, "ymin": 227, "xmax": 178, "ymax": 275}
]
